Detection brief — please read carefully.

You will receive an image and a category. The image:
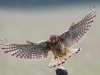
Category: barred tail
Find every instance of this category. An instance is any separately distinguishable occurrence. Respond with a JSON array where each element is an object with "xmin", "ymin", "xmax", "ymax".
[{"xmin": 47, "ymin": 48, "xmax": 81, "ymax": 68}]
